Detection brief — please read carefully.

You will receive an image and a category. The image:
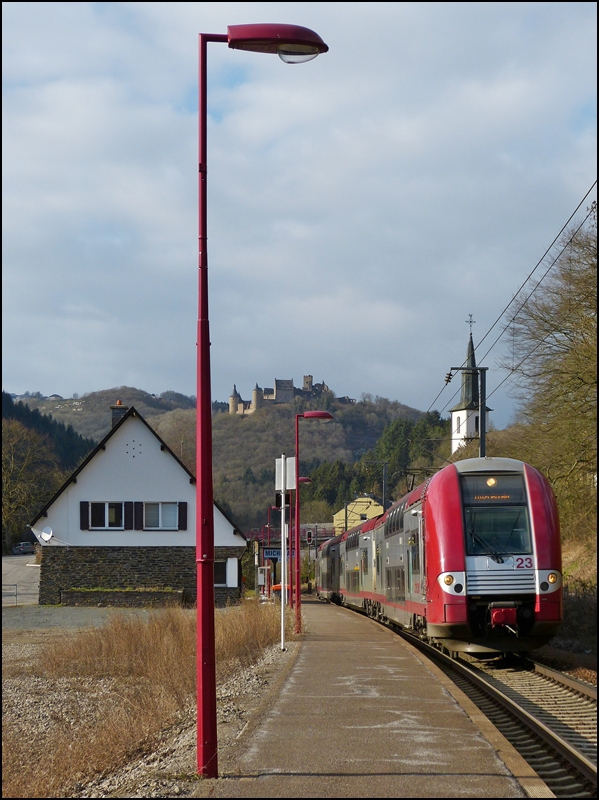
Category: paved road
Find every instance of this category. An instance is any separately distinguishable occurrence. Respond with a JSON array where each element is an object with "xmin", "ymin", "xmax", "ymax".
[
  {"xmin": 2, "ymin": 555, "xmax": 40, "ymax": 606},
  {"xmin": 1, "ymin": 603, "xmax": 163, "ymax": 630},
  {"xmin": 199, "ymin": 597, "xmax": 549, "ymax": 798}
]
